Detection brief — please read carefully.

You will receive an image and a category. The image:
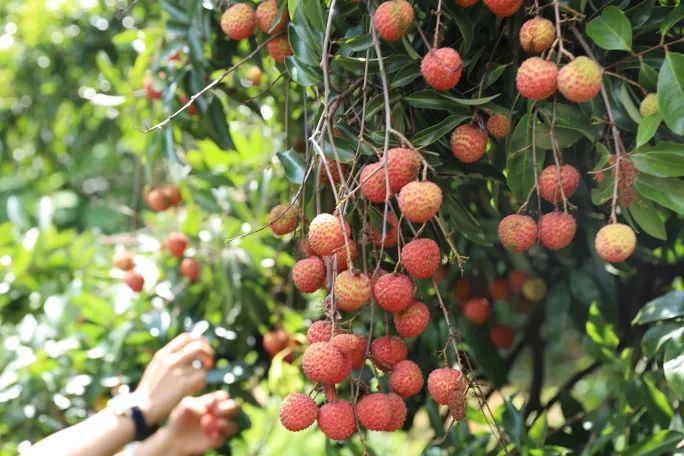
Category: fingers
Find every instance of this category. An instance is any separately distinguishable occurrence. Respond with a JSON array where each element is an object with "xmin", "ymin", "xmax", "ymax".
[
  {"xmin": 178, "ymin": 395, "xmax": 207, "ymax": 417},
  {"xmin": 170, "ymin": 339, "xmax": 214, "ymax": 368},
  {"xmin": 183, "ymin": 367, "xmax": 208, "ymax": 395},
  {"xmin": 159, "ymin": 332, "xmax": 194, "ymax": 355},
  {"xmin": 217, "ymin": 398, "xmax": 240, "ymax": 420}
]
